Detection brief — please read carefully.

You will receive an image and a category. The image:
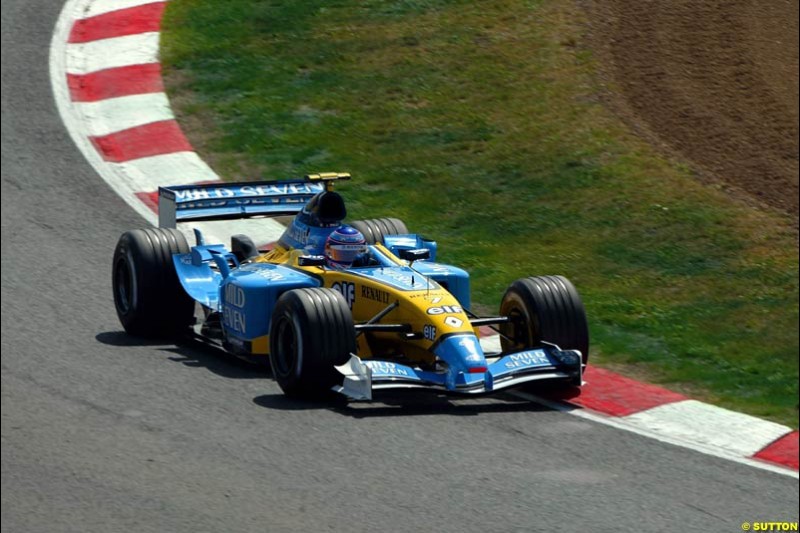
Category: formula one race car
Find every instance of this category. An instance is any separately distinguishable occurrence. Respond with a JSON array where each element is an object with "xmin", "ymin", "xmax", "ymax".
[{"xmin": 112, "ymin": 173, "xmax": 589, "ymax": 399}]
